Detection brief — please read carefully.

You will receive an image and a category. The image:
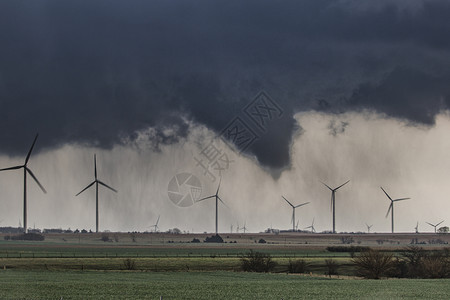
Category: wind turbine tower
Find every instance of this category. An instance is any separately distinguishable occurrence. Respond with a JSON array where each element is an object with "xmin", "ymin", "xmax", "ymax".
[
  {"xmin": 380, "ymin": 187, "xmax": 410, "ymax": 233},
  {"xmin": 76, "ymin": 154, "xmax": 117, "ymax": 233},
  {"xmin": 0, "ymin": 134, "xmax": 46, "ymax": 233},
  {"xmin": 321, "ymin": 180, "xmax": 349, "ymax": 233}
]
